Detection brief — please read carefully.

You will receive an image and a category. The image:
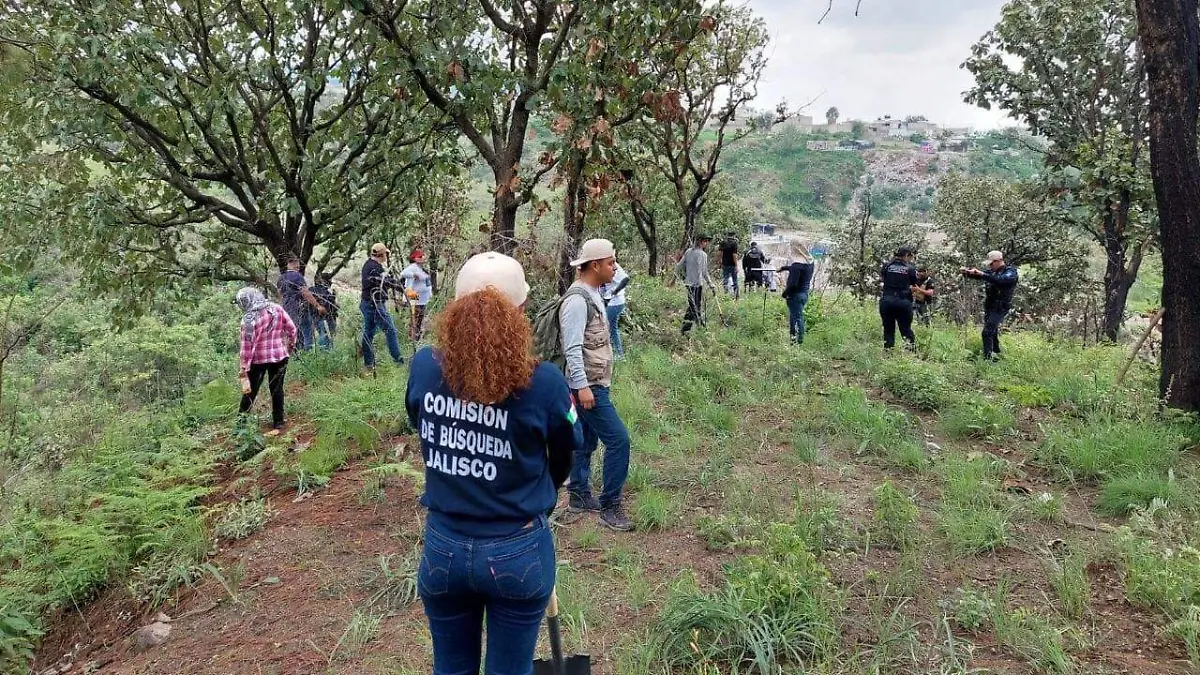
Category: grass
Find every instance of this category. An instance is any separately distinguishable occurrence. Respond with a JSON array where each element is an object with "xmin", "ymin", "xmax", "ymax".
[
  {"xmin": 4, "ymin": 277, "xmax": 1197, "ymax": 674},
  {"xmin": 872, "ymin": 482, "xmax": 920, "ymax": 552}
]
